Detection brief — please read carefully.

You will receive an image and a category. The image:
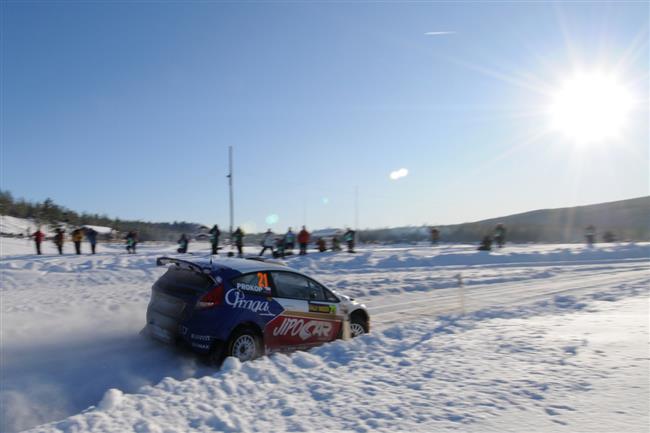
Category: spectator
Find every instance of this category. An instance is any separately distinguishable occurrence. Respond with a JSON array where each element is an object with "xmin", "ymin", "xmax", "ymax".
[
  {"xmin": 585, "ymin": 225, "xmax": 596, "ymax": 247},
  {"xmin": 71, "ymin": 228, "xmax": 83, "ymax": 254},
  {"xmin": 284, "ymin": 228, "xmax": 296, "ymax": 253},
  {"xmin": 317, "ymin": 237, "xmax": 327, "ymax": 252},
  {"xmin": 331, "ymin": 235, "xmax": 342, "ymax": 252},
  {"xmin": 125, "ymin": 231, "xmax": 138, "ymax": 254},
  {"xmin": 494, "ymin": 224, "xmax": 506, "ymax": 248},
  {"xmin": 259, "ymin": 229, "xmax": 275, "ymax": 256},
  {"xmin": 54, "ymin": 228, "xmax": 65, "ymax": 255},
  {"xmin": 177, "ymin": 234, "xmax": 189, "ymax": 253},
  {"xmin": 209, "ymin": 224, "xmax": 221, "ymax": 255},
  {"xmin": 275, "ymin": 236, "xmax": 286, "ymax": 259},
  {"xmin": 478, "ymin": 235, "xmax": 492, "ymax": 251},
  {"xmin": 343, "ymin": 228, "xmax": 356, "ymax": 253},
  {"xmin": 85, "ymin": 227, "xmax": 98, "ymax": 254},
  {"xmin": 233, "ymin": 227, "xmax": 244, "ymax": 257},
  {"xmin": 31, "ymin": 227, "xmax": 45, "ymax": 255},
  {"xmin": 298, "ymin": 226, "xmax": 310, "ymax": 255},
  {"xmin": 431, "ymin": 227, "xmax": 440, "ymax": 246}
]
